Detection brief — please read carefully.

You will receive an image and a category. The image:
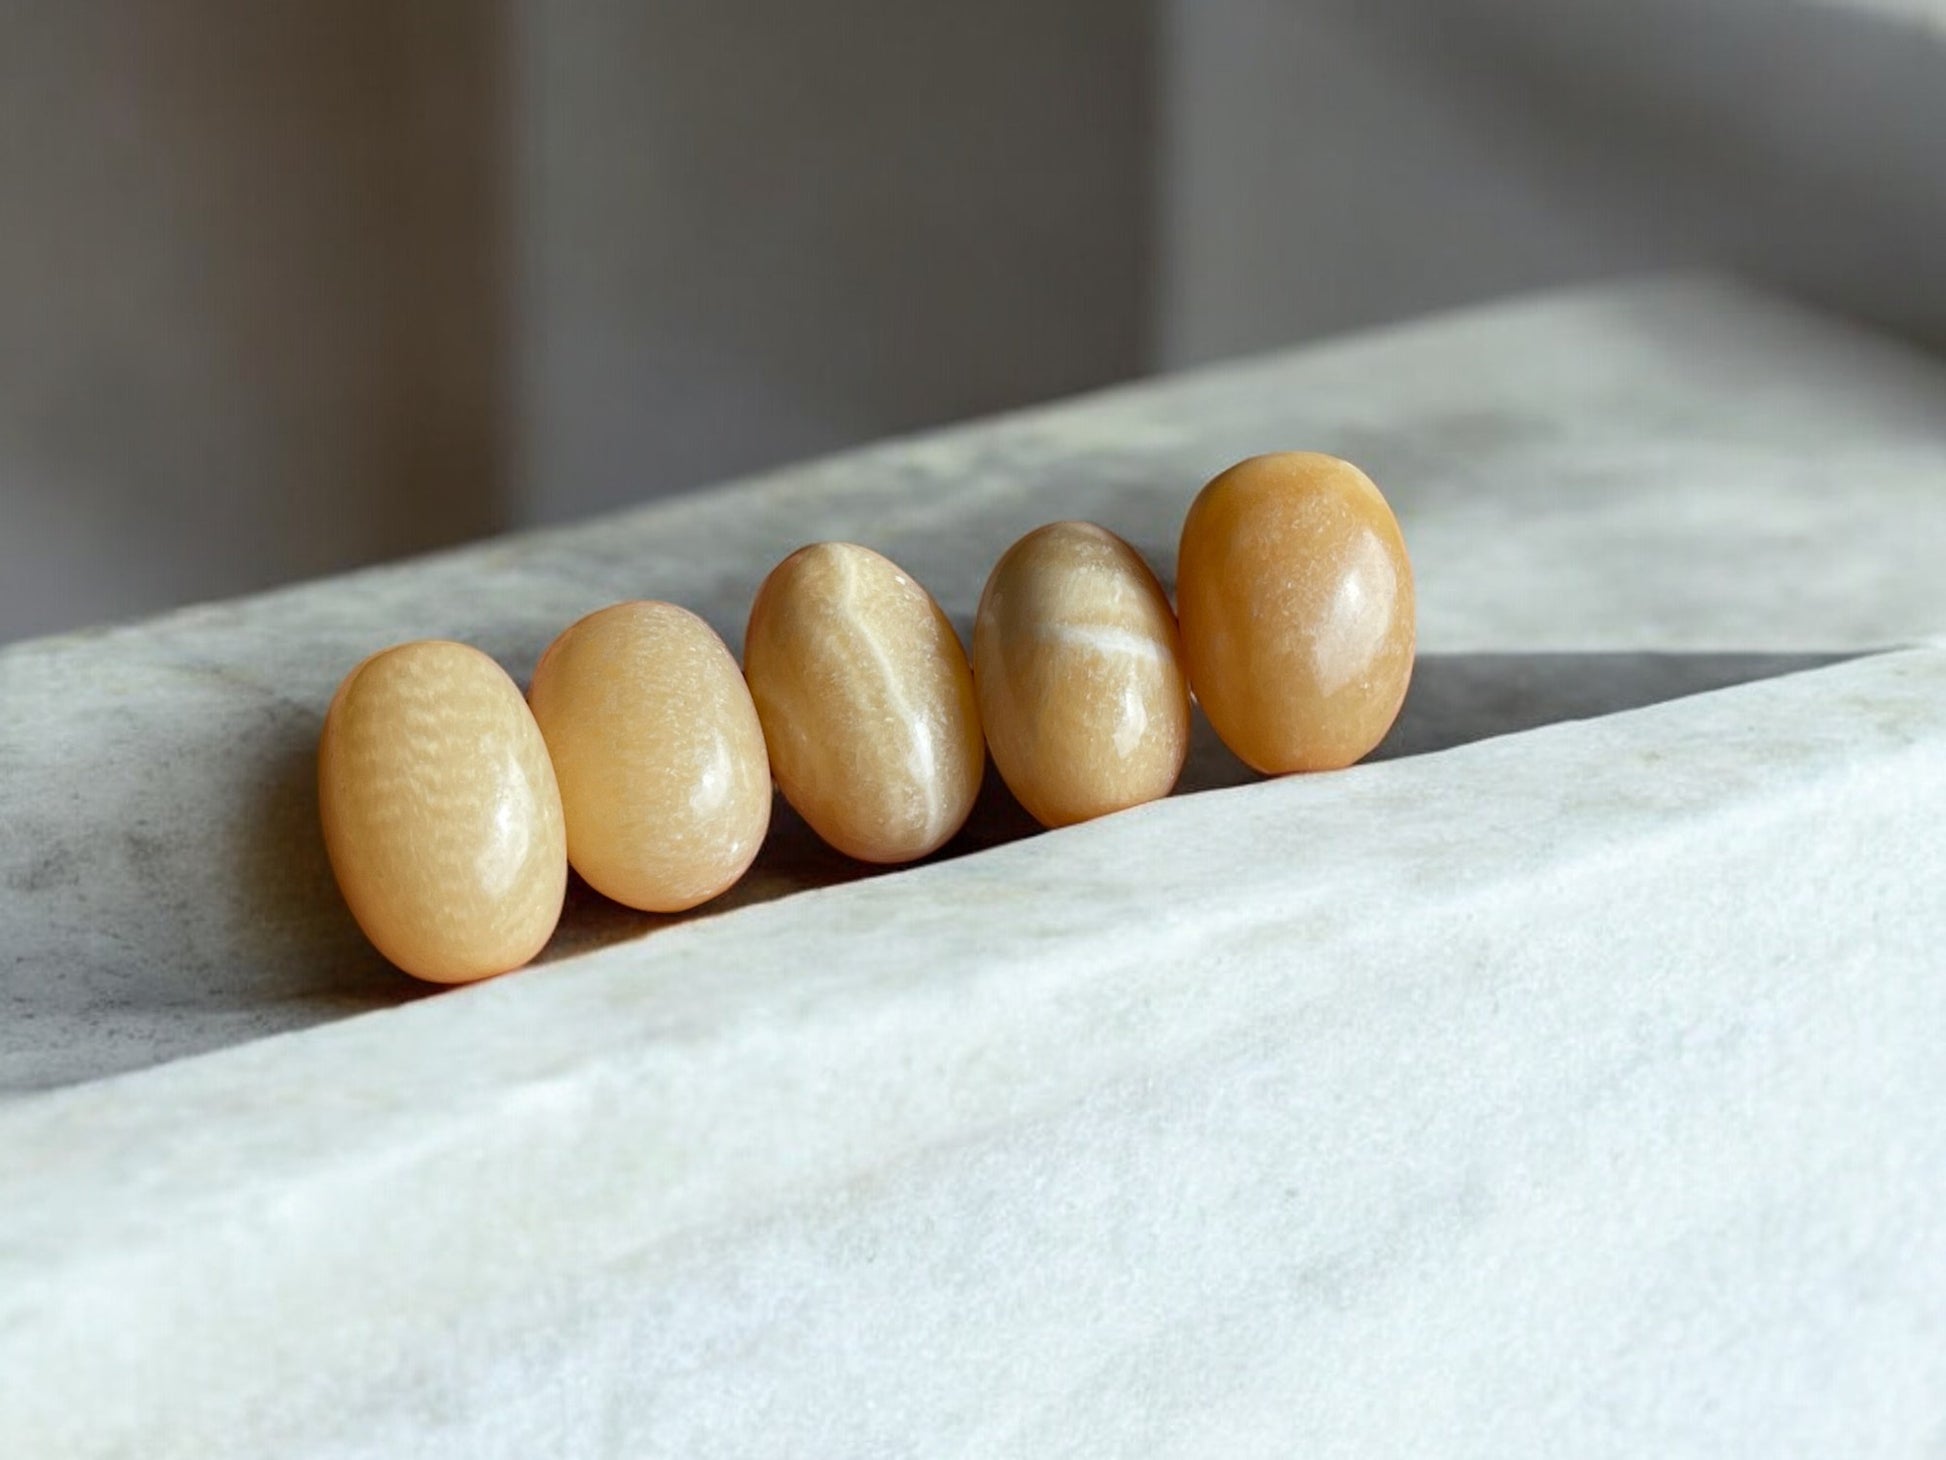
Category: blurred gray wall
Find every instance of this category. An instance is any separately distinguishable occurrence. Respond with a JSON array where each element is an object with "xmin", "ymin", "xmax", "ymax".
[
  {"xmin": 1158, "ymin": 0, "xmax": 1946, "ymax": 364},
  {"xmin": 513, "ymin": 1, "xmax": 1152, "ymax": 524},
  {"xmin": 0, "ymin": 2, "xmax": 503, "ymax": 642},
  {"xmin": 3, "ymin": 0, "xmax": 1942, "ymax": 642},
  {"xmin": 0, "ymin": 1, "xmax": 1149, "ymax": 641}
]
